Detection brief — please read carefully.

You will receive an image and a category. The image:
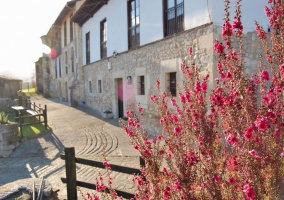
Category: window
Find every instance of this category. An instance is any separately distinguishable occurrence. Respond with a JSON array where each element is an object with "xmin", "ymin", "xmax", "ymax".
[
  {"xmin": 164, "ymin": 0, "xmax": 184, "ymax": 36},
  {"xmin": 98, "ymin": 80, "xmax": 102, "ymax": 93},
  {"xmin": 128, "ymin": 0, "xmax": 140, "ymax": 49},
  {"xmin": 71, "ymin": 47, "xmax": 74, "ymax": 73},
  {"xmin": 64, "ymin": 21, "xmax": 67, "ymax": 46},
  {"xmin": 137, "ymin": 76, "xmax": 145, "ymax": 95},
  {"xmin": 166, "ymin": 72, "xmax": 176, "ymax": 96},
  {"xmin": 55, "ymin": 59, "xmax": 58, "ymax": 78},
  {"xmin": 100, "ymin": 19, "xmax": 107, "ymax": 59},
  {"xmin": 59, "ymin": 57, "xmax": 62, "ymax": 77},
  {"xmin": 65, "ymin": 51, "xmax": 68, "ymax": 74},
  {"xmin": 70, "ymin": 15, "xmax": 73, "ymax": 41},
  {"xmin": 86, "ymin": 32, "xmax": 90, "ymax": 64},
  {"xmin": 89, "ymin": 81, "xmax": 92, "ymax": 93}
]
